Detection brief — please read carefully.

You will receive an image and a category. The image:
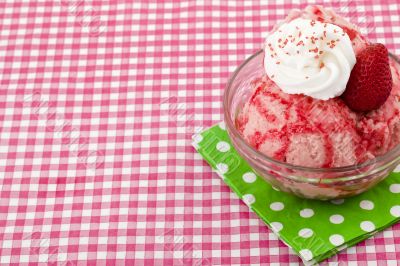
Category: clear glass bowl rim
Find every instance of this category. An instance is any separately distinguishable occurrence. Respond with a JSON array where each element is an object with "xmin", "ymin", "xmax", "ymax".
[{"xmin": 223, "ymin": 49, "xmax": 400, "ymax": 174}]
